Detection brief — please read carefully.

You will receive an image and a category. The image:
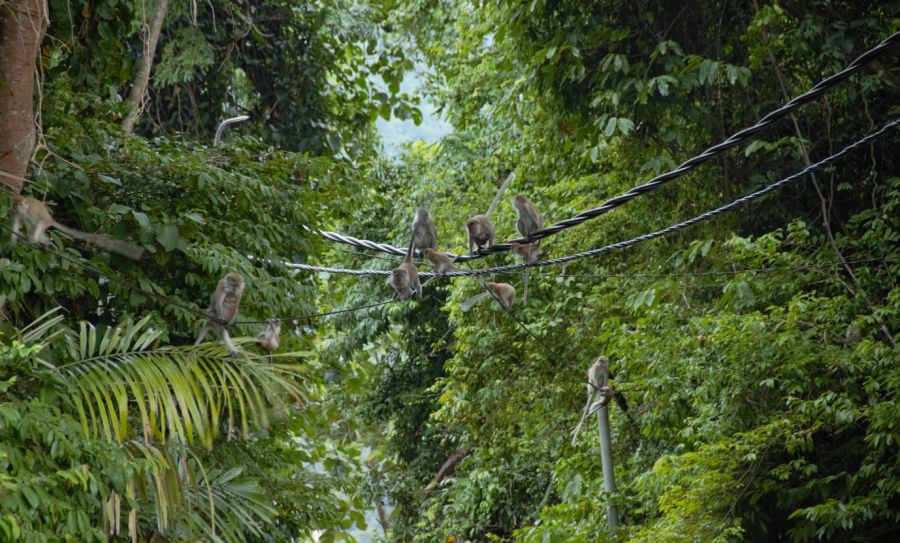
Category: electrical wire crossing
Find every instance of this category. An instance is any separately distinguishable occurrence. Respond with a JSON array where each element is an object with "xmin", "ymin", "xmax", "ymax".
[
  {"xmin": 316, "ymin": 30, "xmax": 900, "ymax": 262},
  {"xmin": 285, "ymin": 117, "xmax": 900, "ymax": 277}
]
